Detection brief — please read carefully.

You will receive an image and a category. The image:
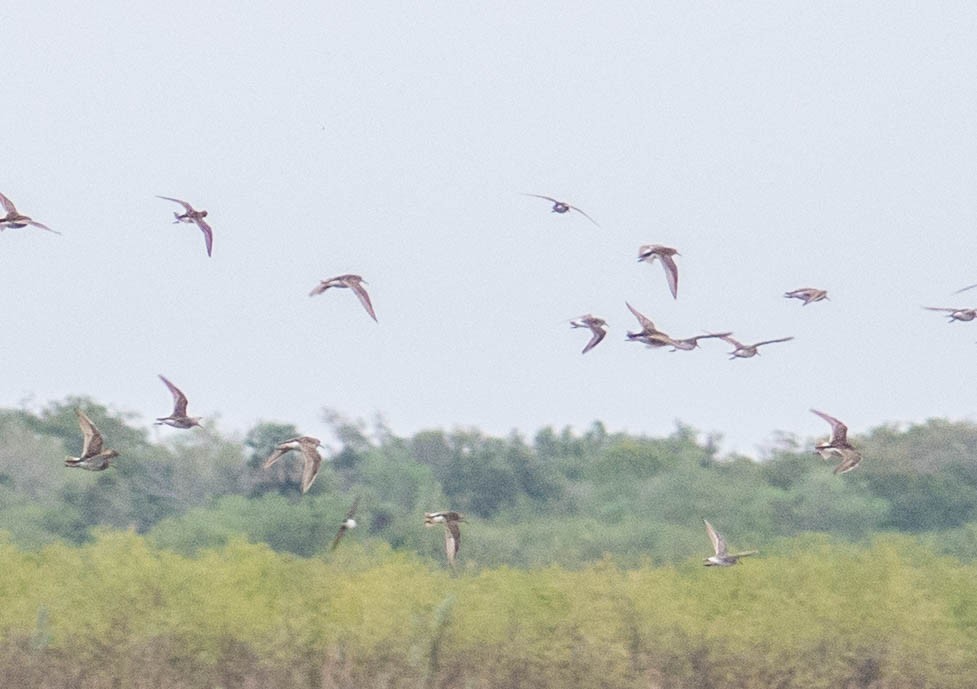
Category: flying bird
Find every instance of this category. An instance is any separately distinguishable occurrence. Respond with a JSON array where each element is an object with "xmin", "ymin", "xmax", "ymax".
[
  {"xmin": 637, "ymin": 245, "xmax": 680, "ymax": 299},
  {"xmin": 65, "ymin": 409, "xmax": 119, "ymax": 471},
  {"xmin": 702, "ymin": 518, "xmax": 757, "ymax": 566},
  {"xmin": 570, "ymin": 314, "xmax": 608, "ymax": 354},
  {"xmin": 720, "ymin": 334, "xmax": 794, "ymax": 359},
  {"xmin": 624, "ymin": 302, "xmax": 670, "ymax": 345},
  {"xmin": 330, "ymin": 497, "xmax": 360, "ymax": 551},
  {"xmin": 0, "ymin": 192, "xmax": 58, "ymax": 234},
  {"xmin": 309, "ymin": 274, "xmax": 377, "ymax": 322},
  {"xmin": 156, "ymin": 196, "xmax": 213, "ymax": 257},
  {"xmin": 154, "ymin": 375, "xmax": 203, "ymax": 429},
  {"xmin": 661, "ymin": 332, "xmax": 733, "ymax": 352},
  {"xmin": 784, "ymin": 288, "xmax": 829, "ymax": 305},
  {"xmin": 424, "ymin": 511, "xmax": 464, "ymax": 567},
  {"xmin": 923, "ymin": 306, "xmax": 977, "ymax": 322},
  {"xmin": 262, "ymin": 436, "xmax": 323, "ymax": 495},
  {"xmin": 810, "ymin": 409, "xmax": 862, "ymax": 475},
  {"xmin": 522, "ymin": 193, "xmax": 599, "ymax": 227}
]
